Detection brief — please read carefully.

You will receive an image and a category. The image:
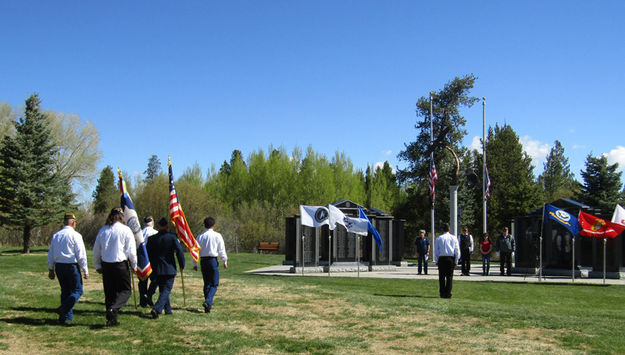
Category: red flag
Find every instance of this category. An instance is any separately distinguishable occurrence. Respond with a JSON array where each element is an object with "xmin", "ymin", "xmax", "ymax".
[
  {"xmin": 578, "ymin": 210, "xmax": 625, "ymax": 239},
  {"xmin": 169, "ymin": 158, "xmax": 200, "ymax": 262}
]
